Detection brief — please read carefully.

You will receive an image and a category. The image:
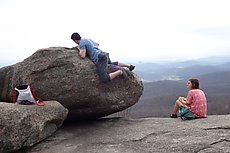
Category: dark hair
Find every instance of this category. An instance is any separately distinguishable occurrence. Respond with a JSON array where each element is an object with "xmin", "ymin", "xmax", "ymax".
[
  {"xmin": 71, "ymin": 32, "xmax": 81, "ymax": 41},
  {"xmin": 188, "ymin": 78, "xmax": 200, "ymax": 89}
]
